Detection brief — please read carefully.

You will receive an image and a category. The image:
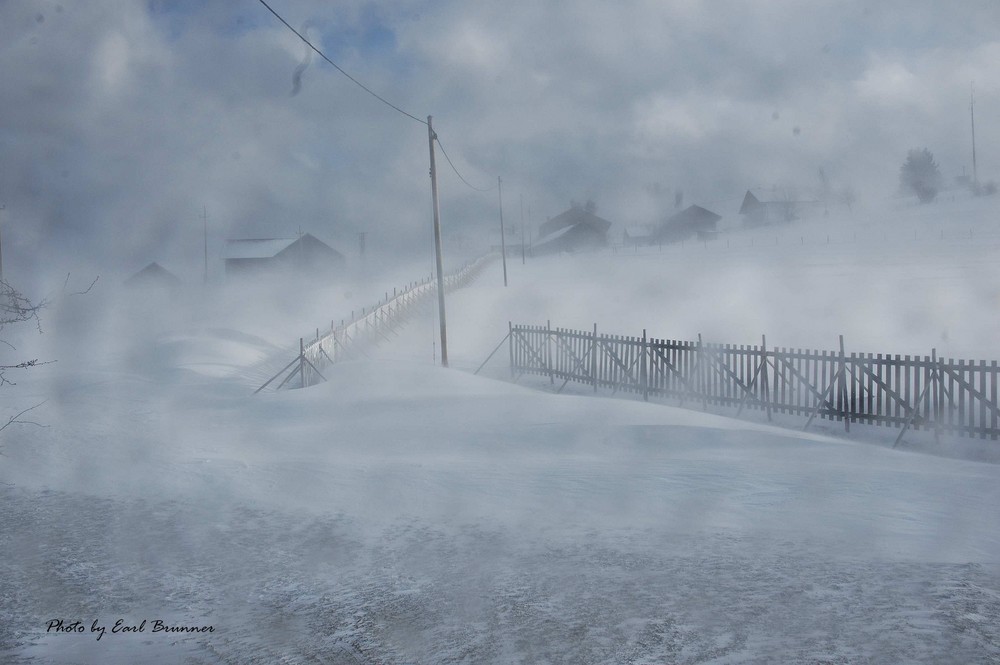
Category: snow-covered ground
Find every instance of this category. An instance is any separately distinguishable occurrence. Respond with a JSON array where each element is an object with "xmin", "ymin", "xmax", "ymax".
[{"xmin": 3, "ymin": 194, "xmax": 1000, "ymax": 663}]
